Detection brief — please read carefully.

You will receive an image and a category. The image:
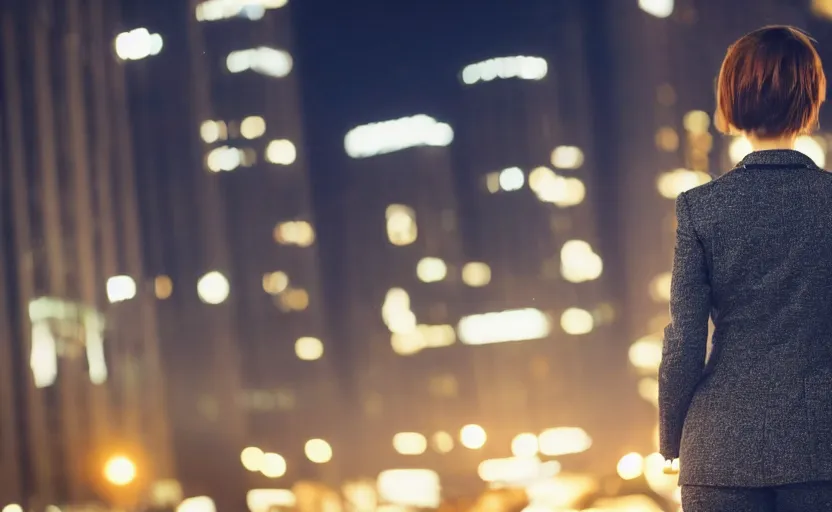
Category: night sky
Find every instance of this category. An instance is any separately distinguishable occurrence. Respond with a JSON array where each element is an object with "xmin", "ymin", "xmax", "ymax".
[{"xmin": 291, "ymin": 0, "xmax": 610, "ymax": 323}]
